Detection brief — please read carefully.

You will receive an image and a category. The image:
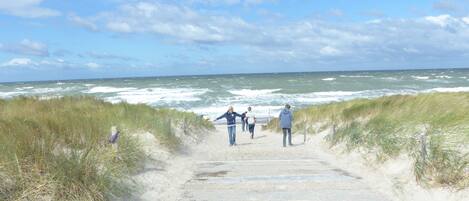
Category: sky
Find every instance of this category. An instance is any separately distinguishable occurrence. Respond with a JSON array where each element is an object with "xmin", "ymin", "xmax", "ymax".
[{"xmin": 0, "ymin": 0, "xmax": 469, "ymax": 82}]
